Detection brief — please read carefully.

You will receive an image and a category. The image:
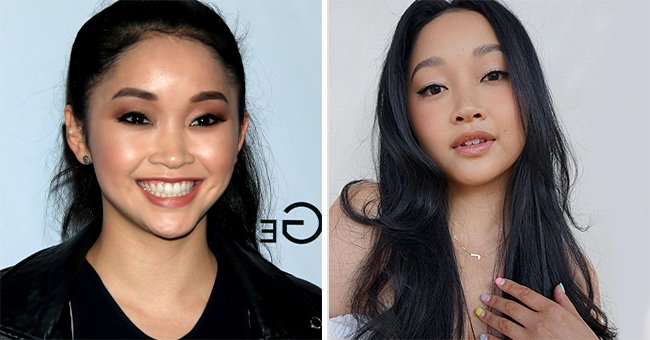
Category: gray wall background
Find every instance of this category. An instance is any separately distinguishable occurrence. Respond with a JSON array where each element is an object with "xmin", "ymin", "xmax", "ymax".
[
  {"xmin": 0, "ymin": 0, "xmax": 322, "ymax": 287},
  {"xmin": 328, "ymin": 0, "xmax": 650, "ymax": 338}
]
